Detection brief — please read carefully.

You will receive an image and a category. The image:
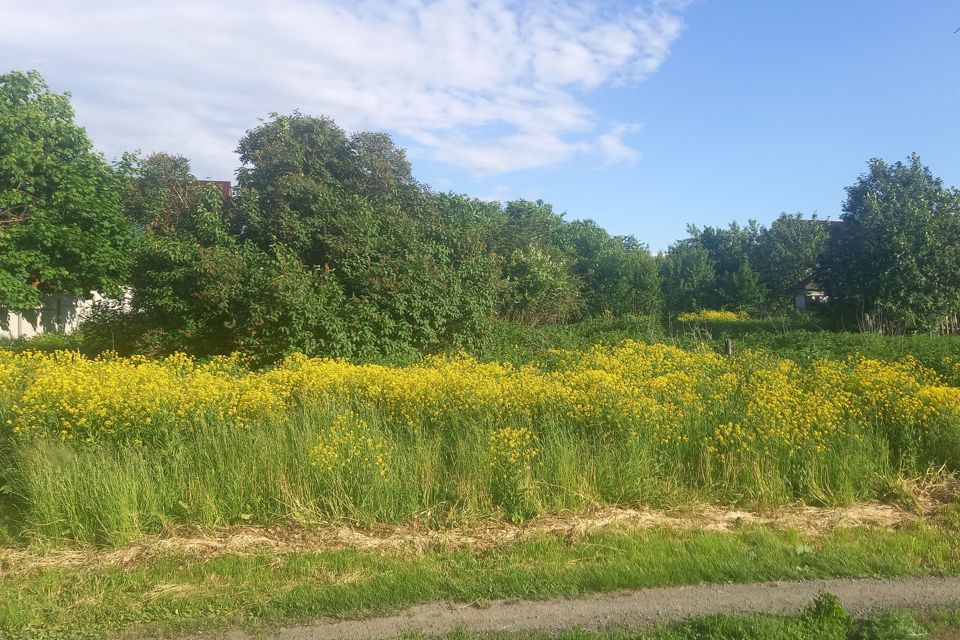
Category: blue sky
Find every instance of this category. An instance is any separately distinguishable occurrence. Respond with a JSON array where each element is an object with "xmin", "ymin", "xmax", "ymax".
[
  {"xmin": 416, "ymin": 1, "xmax": 960, "ymax": 249},
  {"xmin": 3, "ymin": 1, "xmax": 959, "ymax": 250}
]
